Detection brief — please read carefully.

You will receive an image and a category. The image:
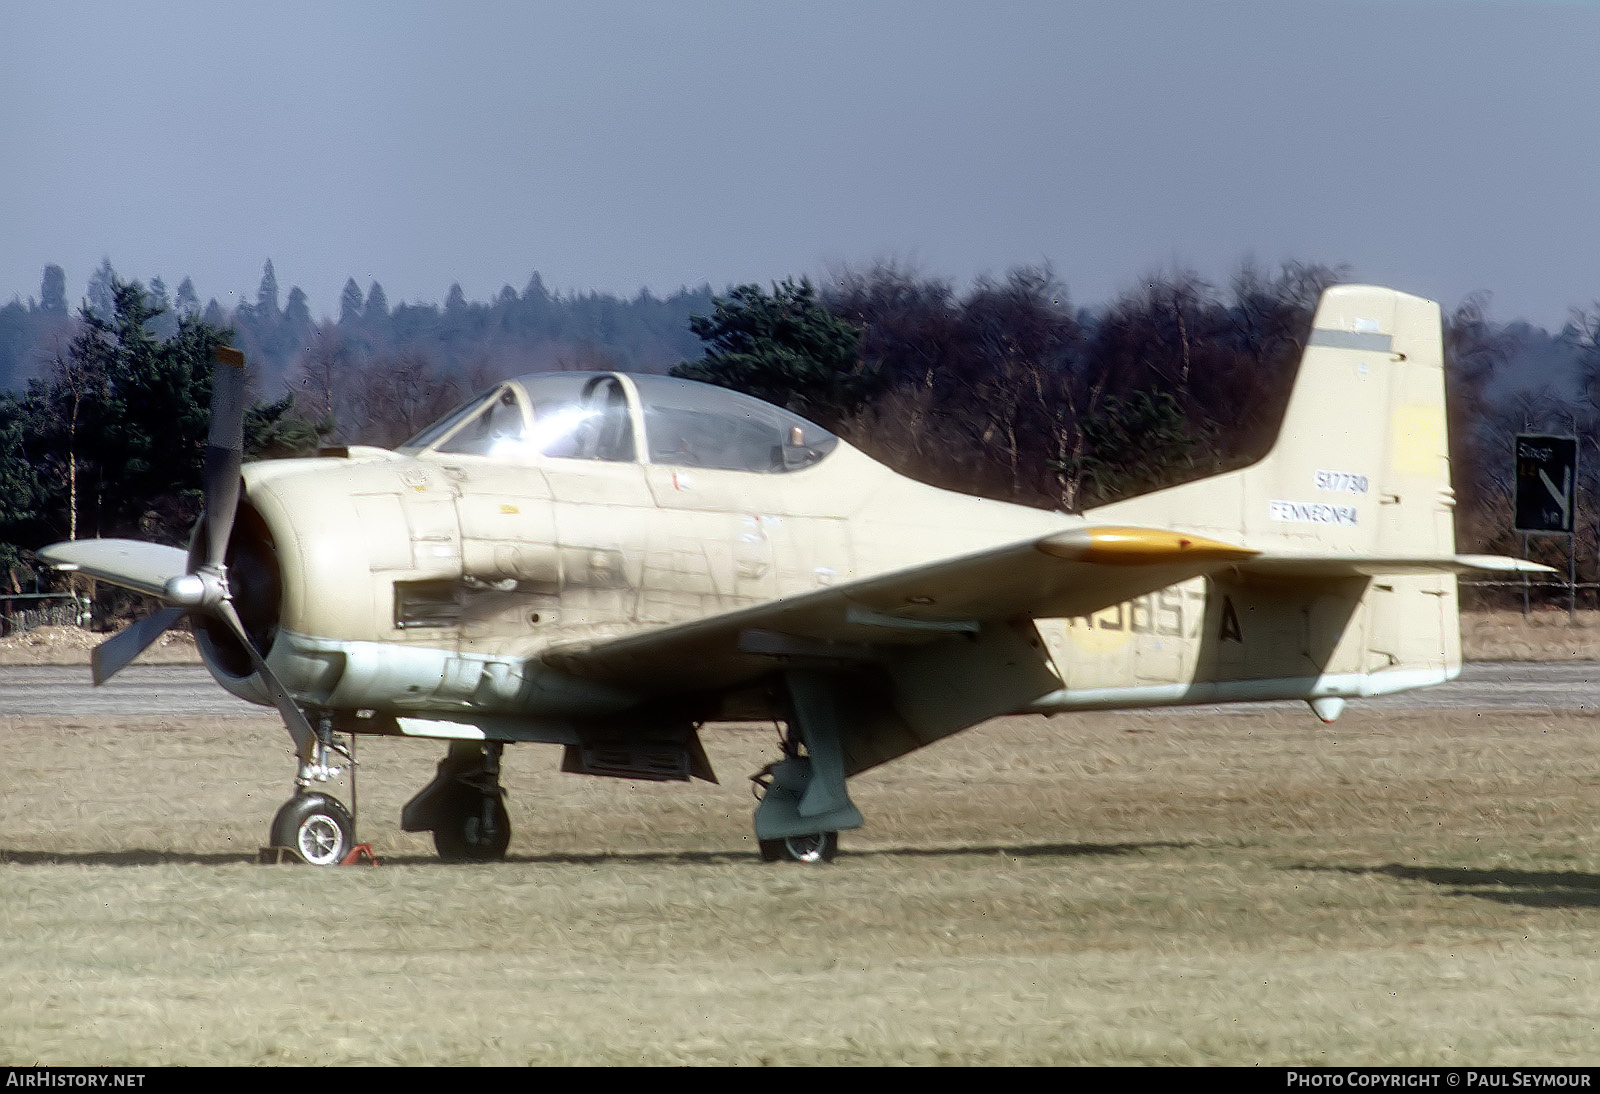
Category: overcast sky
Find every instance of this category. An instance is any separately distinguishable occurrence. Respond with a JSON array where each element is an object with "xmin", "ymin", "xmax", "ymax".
[{"xmin": 3, "ymin": 0, "xmax": 1598, "ymax": 328}]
